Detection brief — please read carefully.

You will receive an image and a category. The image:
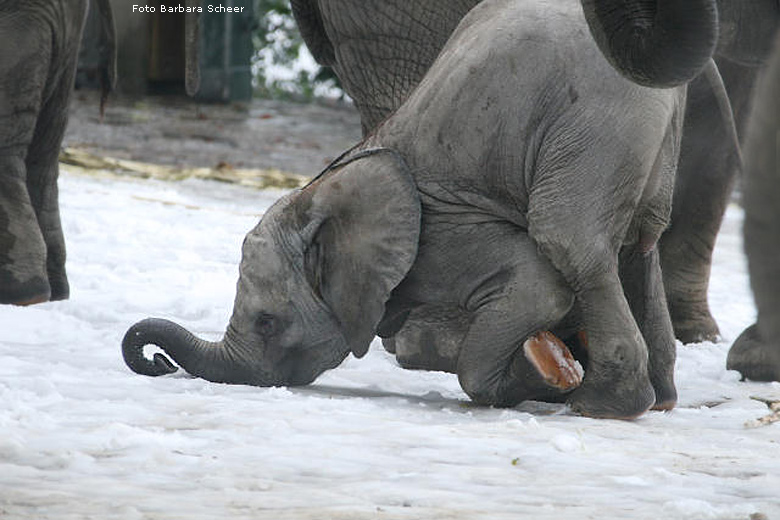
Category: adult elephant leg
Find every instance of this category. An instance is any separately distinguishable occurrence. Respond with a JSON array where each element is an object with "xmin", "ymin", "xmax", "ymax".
[
  {"xmin": 619, "ymin": 247, "xmax": 677, "ymax": 410},
  {"xmin": 660, "ymin": 60, "xmax": 763, "ymax": 344},
  {"xmin": 0, "ymin": 14, "xmax": 55, "ymax": 305},
  {"xmin": 0, "ymin": 156, "xmax": 49, "ymax": 305},
  {"xmin": 456, "ymin": 234, "xmax": 580, "ymax": 407},
  {"xmin": 659, "ymin": 73, "xmax": 733, "ymax": 343},
  {"xmin": 23, "ymin": 7, "xmax": 88, "ymax": 302},
  {"xmin": 727, "ymin": 33, "xmax": 780, "ymax": 382},
  {"xmin": 26, "ymin": 88, "xmax": 73, "ymax": 301}
]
